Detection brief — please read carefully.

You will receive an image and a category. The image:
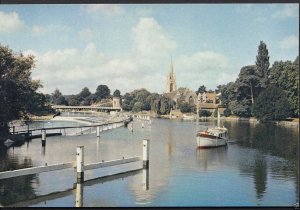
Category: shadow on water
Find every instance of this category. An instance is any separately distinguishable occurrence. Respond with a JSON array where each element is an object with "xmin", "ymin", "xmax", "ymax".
[
  {"xmin": 6, "ymin": 168, "xmax": 149, "ymax": 207},
  {"xmin": 0, "ymin": 146, "xmax": 38, "ymax": 206}
]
